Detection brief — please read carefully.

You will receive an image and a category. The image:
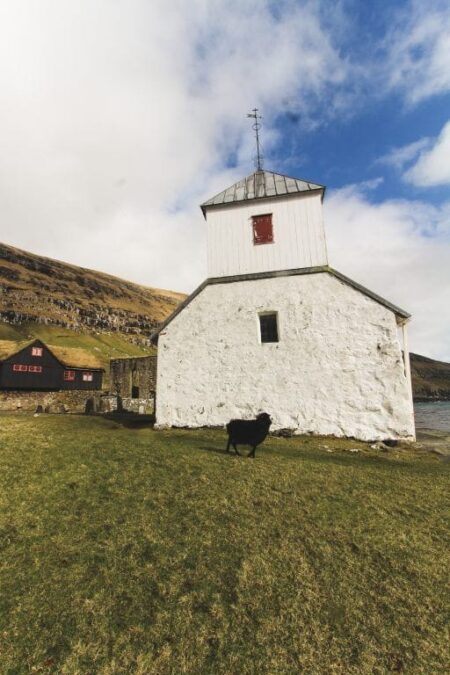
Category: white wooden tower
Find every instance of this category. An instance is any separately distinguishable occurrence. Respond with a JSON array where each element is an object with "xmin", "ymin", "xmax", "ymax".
[
  {"xmin": 204, "ymin": 171, "xmax": 328, "ymax": 277},
  {"xmin": 152, "ymin": 167, "xmax": 415, "ymax": 441}
]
